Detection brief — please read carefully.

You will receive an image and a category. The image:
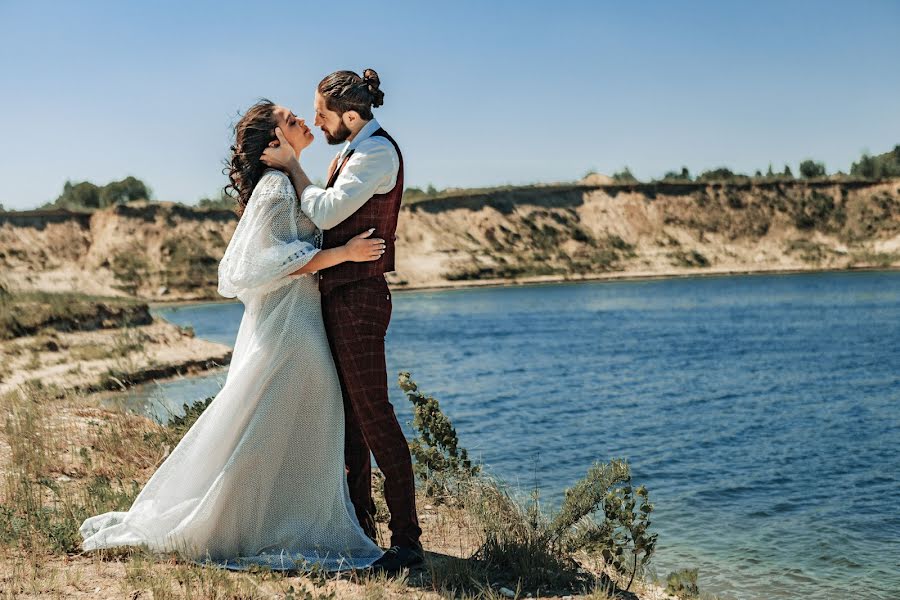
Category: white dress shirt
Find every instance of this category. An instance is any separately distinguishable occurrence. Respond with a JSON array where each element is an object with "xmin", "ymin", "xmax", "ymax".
[{"xmin": 299, "ymin": 118, "xmax": 400, "ymax": 230}]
